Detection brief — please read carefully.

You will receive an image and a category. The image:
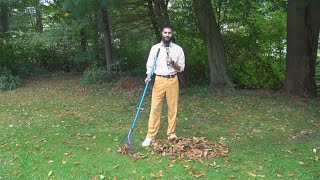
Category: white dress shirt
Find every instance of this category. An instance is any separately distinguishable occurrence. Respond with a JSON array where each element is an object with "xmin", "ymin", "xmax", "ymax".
[{"xmin": 146, "ymin": 42, "xmax": 185, "ymax": 76}]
